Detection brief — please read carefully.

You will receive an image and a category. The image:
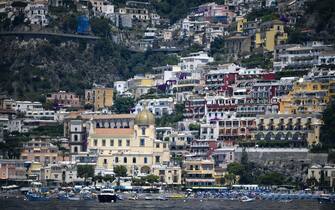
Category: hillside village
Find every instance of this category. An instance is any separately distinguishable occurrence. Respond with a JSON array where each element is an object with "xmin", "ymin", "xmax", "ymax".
[{"xmin": 0, "ymin": 0, "xmax": 335, "ymax": 192}]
